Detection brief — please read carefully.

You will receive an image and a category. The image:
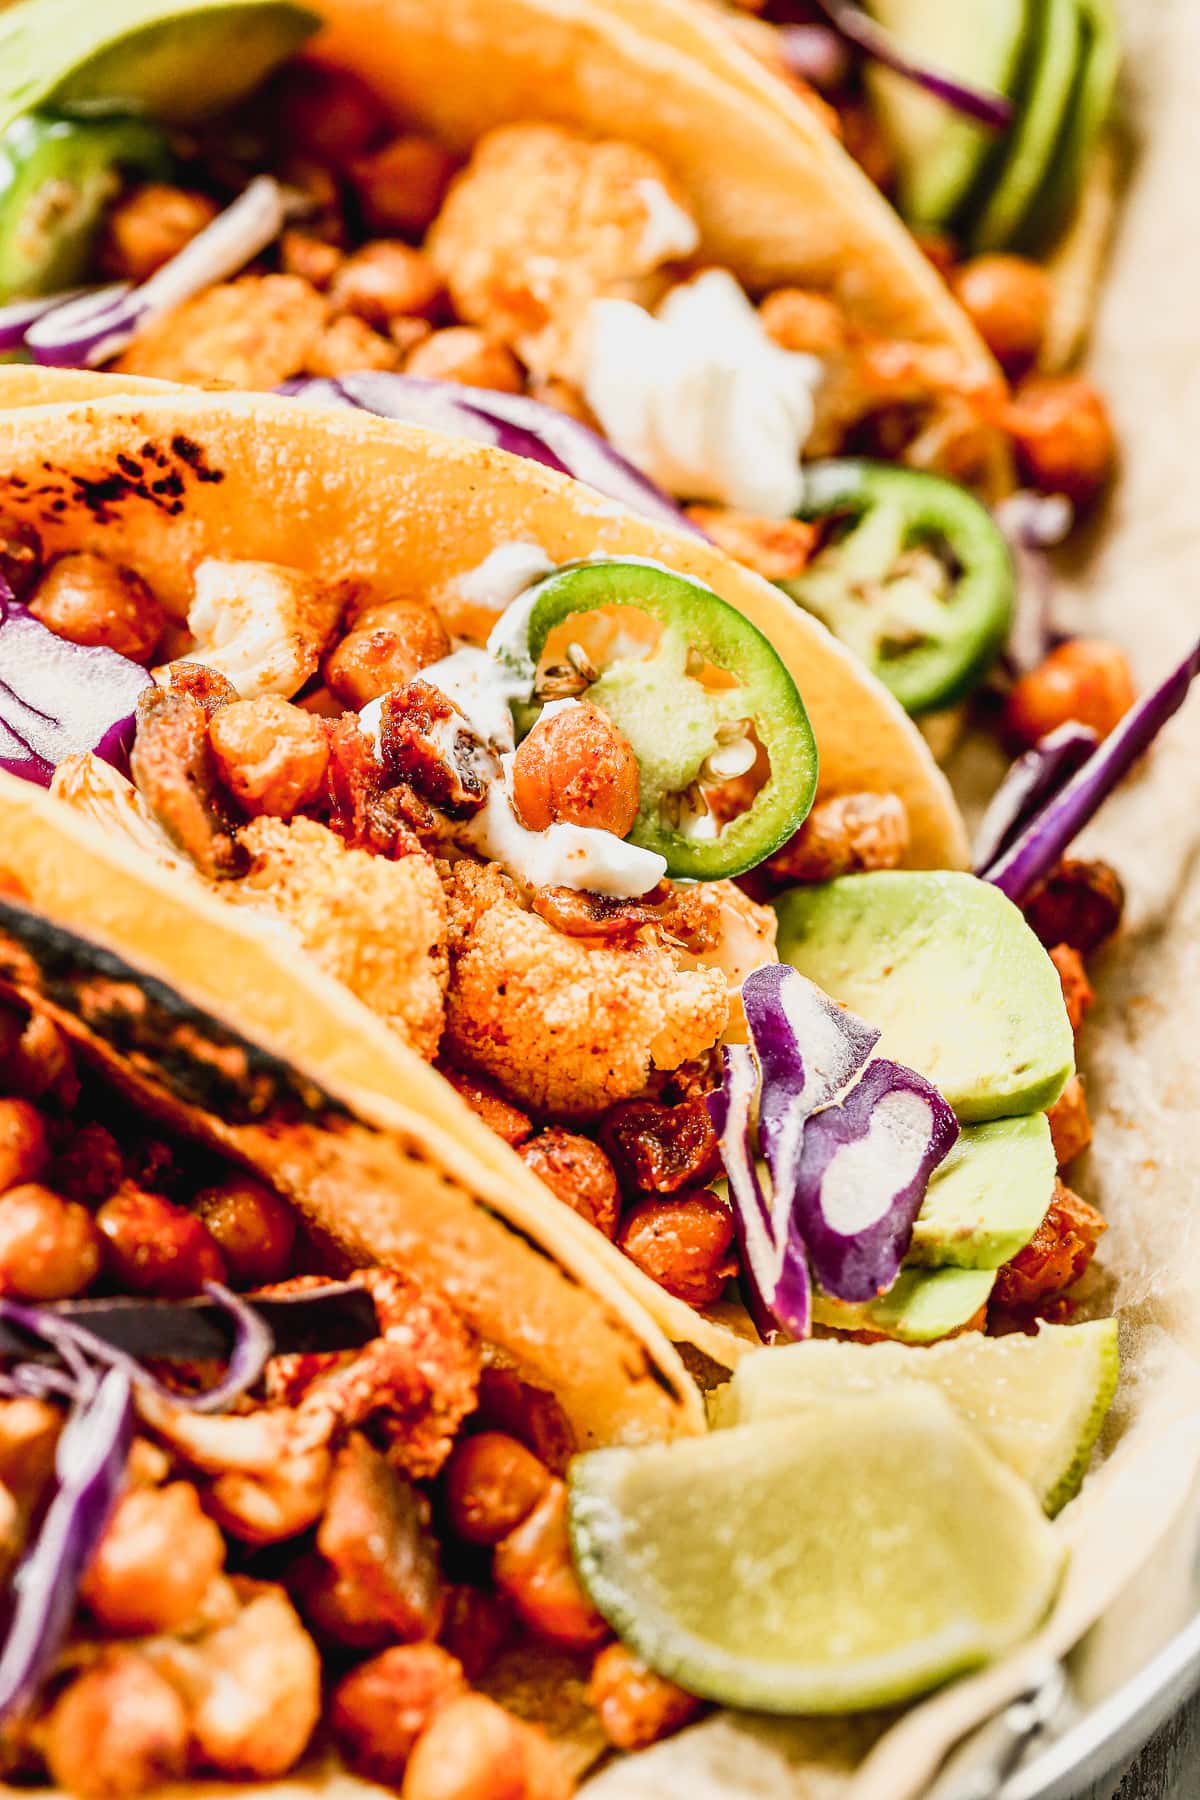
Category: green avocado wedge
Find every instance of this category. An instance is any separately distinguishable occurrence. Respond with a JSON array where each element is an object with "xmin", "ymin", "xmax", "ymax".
[
  {"xmin": 0, "ymin": 0, "xmax": 319, "ymax": 137},
  {"xmin": 774, "ymin": 871, "xmax": 1074, "ymax": 1122},
  {"xmin": 861, "ymin": 0, "xmax": 1034, "ymax": 228},
  {"xmin": 812, "ymin": 1265, "xmax": 997, "ymax": 1343},
  {"xmin": 909, "ymin": 1113, "xmax": 1057, "ymax": 1269},
  {"xmin": 970, "ymin": 0, "xmax": 1085, "ymax": 251},
  {"xmin": 1018, "ymin": 0, "xmax": 1121, "ymax": 251}
]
